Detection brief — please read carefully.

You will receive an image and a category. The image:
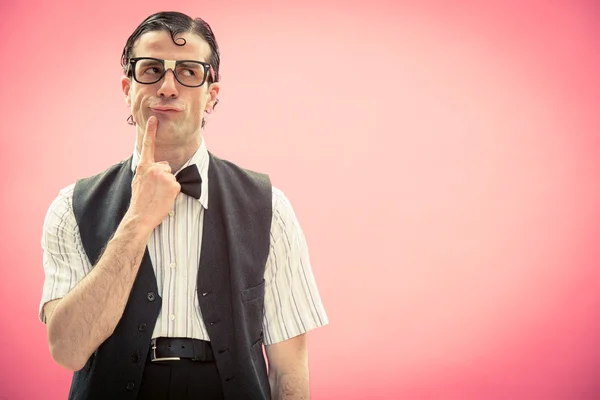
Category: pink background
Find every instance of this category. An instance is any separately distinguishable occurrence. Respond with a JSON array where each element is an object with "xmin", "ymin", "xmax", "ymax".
[{"xmin": 1, "ymin": 0, "xmax": 599, "ymax": 399}]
